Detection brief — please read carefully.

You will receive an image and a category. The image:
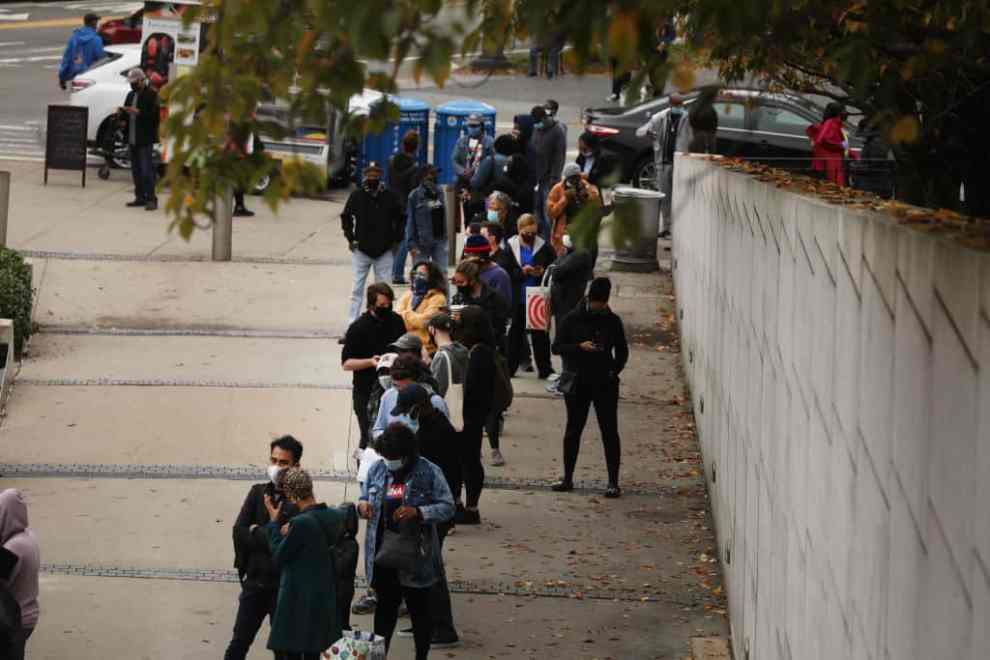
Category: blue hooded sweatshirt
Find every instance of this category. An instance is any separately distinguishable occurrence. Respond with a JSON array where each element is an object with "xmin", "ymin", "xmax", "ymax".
[{"xmin": 59, "ymin": 26, "xmax": 106, "ymax": 83}]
